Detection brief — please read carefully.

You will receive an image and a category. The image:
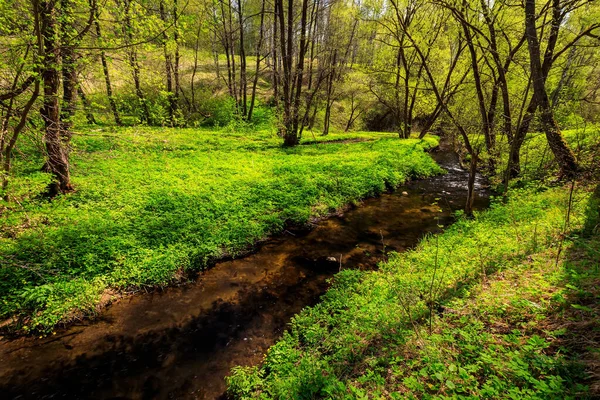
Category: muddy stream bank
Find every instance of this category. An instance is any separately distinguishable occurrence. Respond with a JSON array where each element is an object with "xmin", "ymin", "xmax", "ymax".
[{"xmin": 0, "ymin": 140, "xmax": 488, "ymax": 399}]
